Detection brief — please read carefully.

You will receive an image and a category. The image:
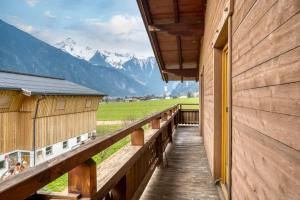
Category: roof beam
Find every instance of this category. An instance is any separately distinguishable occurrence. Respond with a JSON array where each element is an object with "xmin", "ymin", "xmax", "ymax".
[
  {"xmin": 173, "ymin": 0, "xmax": 183, "ymax": 81},
  {"xmin": 162, "ymin": 68, "xmax": 199, "ymax": 78},
  {"xmin": 138, "ymin": 0, "xmax": 168, "ymax": 81},
  {"xmin": 148, "ymin": 23, "xmax": 203, "ymax": 36}
]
